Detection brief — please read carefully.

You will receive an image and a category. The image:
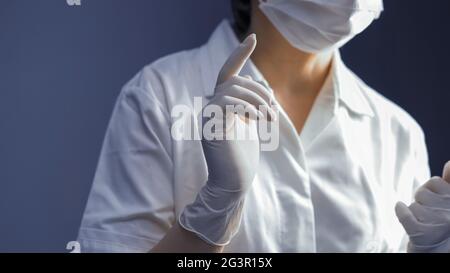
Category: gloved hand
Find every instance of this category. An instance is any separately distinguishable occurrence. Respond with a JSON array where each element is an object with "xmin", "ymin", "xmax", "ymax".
[
  {"xmin": 396, "ymin": 161, "xmax": 450, "ymax": 252},
  {"xmin": 179, "ymin": 34, "xmax": 277, "ymax": 246}
]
